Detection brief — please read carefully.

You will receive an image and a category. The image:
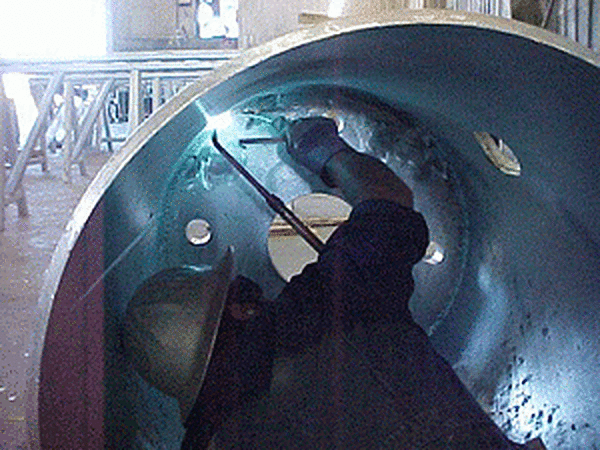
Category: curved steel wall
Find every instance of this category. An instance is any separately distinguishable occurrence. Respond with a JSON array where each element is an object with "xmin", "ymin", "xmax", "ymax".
[{"xmin": 27, "ymin": 10, "xmax": 600, "ymax": 449}]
